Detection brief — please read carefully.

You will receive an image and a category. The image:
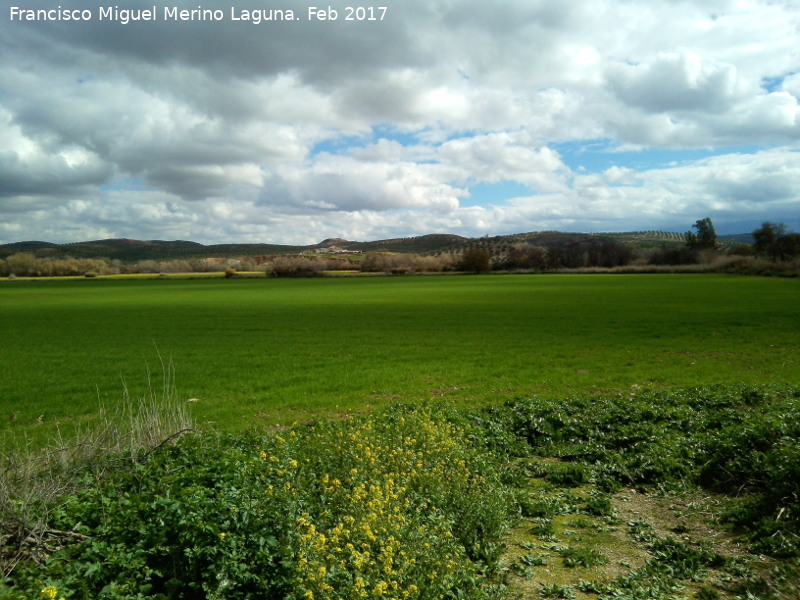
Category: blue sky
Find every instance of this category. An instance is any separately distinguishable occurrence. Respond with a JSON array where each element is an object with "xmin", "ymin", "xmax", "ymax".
[{"xmin": 1, "ymin": 0, "xmax": 799, "ymax": 244}]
